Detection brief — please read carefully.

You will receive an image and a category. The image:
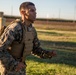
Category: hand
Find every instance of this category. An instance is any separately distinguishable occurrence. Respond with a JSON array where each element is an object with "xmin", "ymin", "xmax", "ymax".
[
  {"xmin": 16, "ymin": 62, "xmax": 25, "ymax": 72},
  {"xmin": 48, "ymin": 50, "xmax": 57, "ymax": 58}
]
